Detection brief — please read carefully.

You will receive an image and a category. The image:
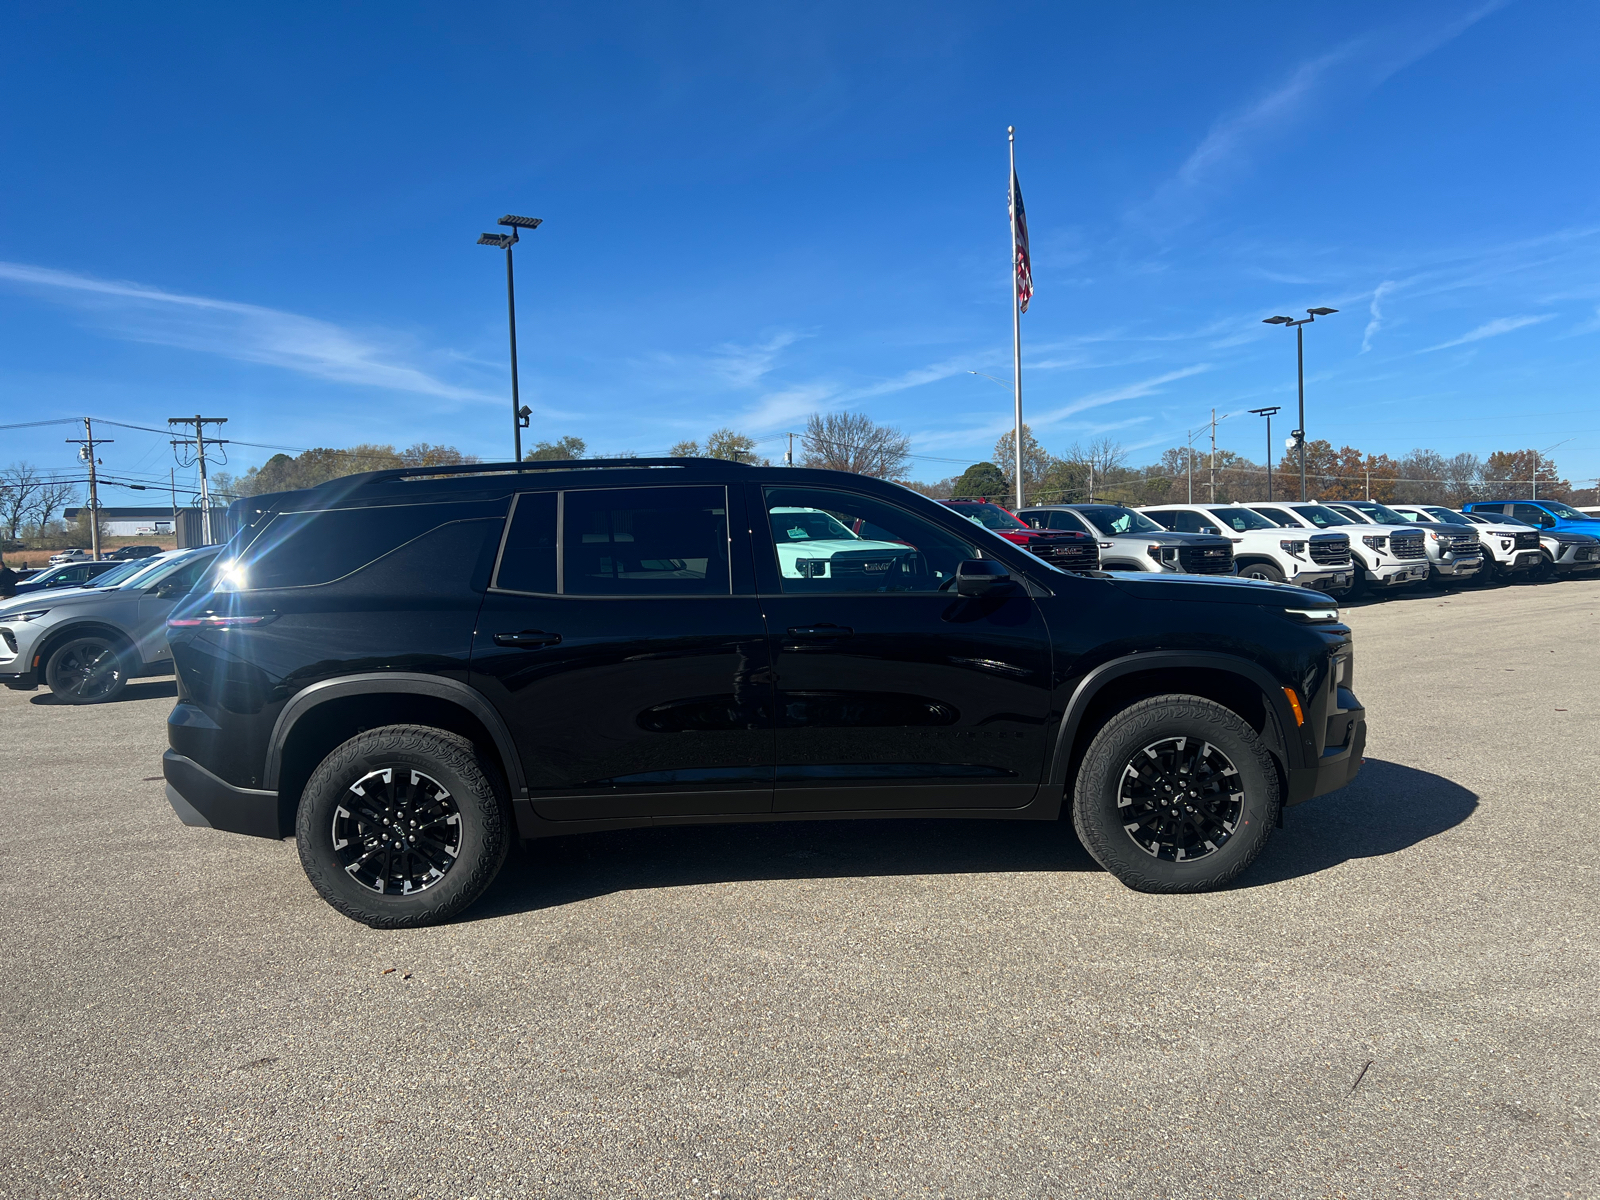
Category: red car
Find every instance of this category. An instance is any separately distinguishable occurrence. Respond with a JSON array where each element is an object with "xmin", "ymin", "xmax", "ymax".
[{"xmin": 938, "ymin": 499, "xmax": 1100, "ymax": 572}]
